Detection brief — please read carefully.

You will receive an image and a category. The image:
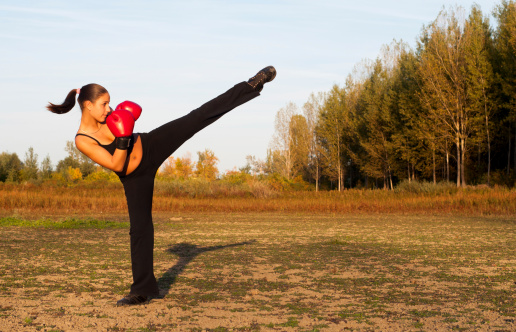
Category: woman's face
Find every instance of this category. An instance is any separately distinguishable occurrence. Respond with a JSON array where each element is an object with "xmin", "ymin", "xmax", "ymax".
[{"xmin": 87, "ymin": 93, "xmax": 111, "ymax": 123}]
